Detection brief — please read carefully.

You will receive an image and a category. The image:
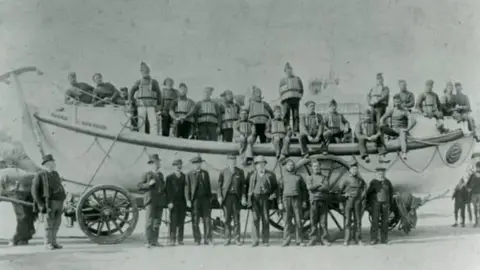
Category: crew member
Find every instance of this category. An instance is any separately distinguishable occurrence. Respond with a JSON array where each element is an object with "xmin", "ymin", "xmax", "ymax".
[
  {"xmin": 366, "ymin": 167, "xmax": 394, "ymax": 245},
  {"xmin": 129, "ymin": 62, "xmax": 162, "ymax": 135},
  {"xmin": 160, "ymin": 77, "xmax": 178, "ymax": 136},
  {"xmin": 217, "ymin": 155, "xmax": 246, "ymax": 246},
  {"xmin": 299, "ymin": 101, "xmax": 326, "ymax": 158},
  {"xmin": 367, "ymin": 73, "xmax": 390, "ymax": 125},
  {"xmin": 169, "ymin": 83, "xmax": 195, "ymax": 138},
  {"xmin": 186, "ymin": 155, "xmax": 213, "ymax": 245},
  {"xmin": 340, "ymin": 161, "xmax": 367, "ymax": 246},
  {"xmin": 31, "ymin": 154, "xmax": 66, "ymax": 250},
  {"xmin": 220, "ymin": 90, "xmax": 240, "ymax": 142},
  {"xmin": 323, "ymin": 99, "xmax": 350, "ymax": 144},
  {"xmin": 248, "ymin": 156, "xmax": 277, "ymax": 247},
  {"xmin": 279, "ymin": 62, "xmax": 304, "ymax": 132},
  {"xmin": 452, "ymin": 177, "xmax": 468, "ymax": 227},
  {"xmin": 466, "ymin": 163, "xmax": 480, "ymax": 227},
  {"xmin": 379, "ymin": 94, "xmax": 417, "ymax": 160},
  {"xmin": 91, "ymin": 73, "xmax": 120, "ymax": 106},
  {"xmin": 266, "ymin": 105, "xmax": 292, "ymax": 160},
  {"xmin": 278, "ymin": 159, "xmax": 307, "ymax": 247},
  {"xmin": 65, "ymin": 72, "xmax": 95, "ymax": 105},
  {"xmin": 188, "ymin": 87, "xmax": 222, "ymax": 141},
  {"xmin": 416, "ymin": 79, "xmax": 445, "ymax": 133},
  {"xmin": 248, "ymin": 86, "xmax": 274, "ymax": 143},
  {"xmin": 355, "ymin": 108, "xmax": 388, "ymax": 163},
  {"xmin": 441, "ymin": 82, "xmax": 456, "ymax": 117},
  {"xmin": 396, "ymin": 80, "xmax": 415, "ymax": 111},
  {"xmin": 452, "ymin": 82, "xmax": 478, "ymax": 140},
  {"xmin": 233, "ymin": 108, "xmax": 256, "ymax": 164},
  {"xmin": 166, "ymin": 159, "xmax": 187, "ymax": 245},
  {"xmin": 137, "ymin": 154, "xmax": 166, "ymax": 248},
  {"xmin": 305, "ymin": 159, "xmax": 331, "ymax": 246}
]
